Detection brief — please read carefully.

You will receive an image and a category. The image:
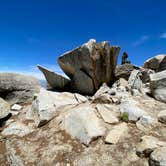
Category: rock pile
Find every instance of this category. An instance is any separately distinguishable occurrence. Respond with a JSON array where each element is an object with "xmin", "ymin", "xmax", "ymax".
[{"xmin": 0, "ymin": 42, "xmax": 166, "ymax": 165}]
